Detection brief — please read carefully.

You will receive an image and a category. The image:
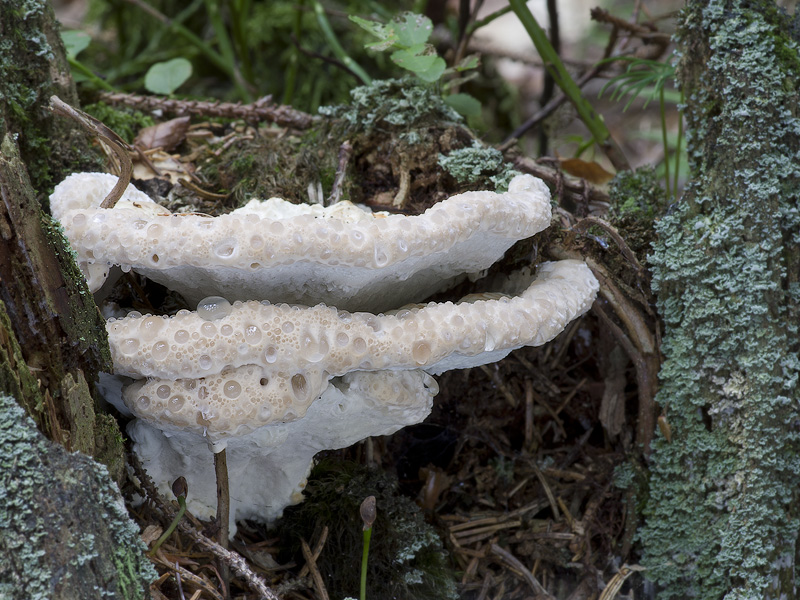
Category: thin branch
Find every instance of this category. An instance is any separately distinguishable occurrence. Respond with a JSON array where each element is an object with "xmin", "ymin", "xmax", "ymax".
[
  {"xmin": 131, "ymin": 454, "xmax": 282, "ymax": 600},
  {"xmin": 98, "ymin": 92, "xmax": 315, "ymax": 130},
  {"xmin": 49, "ymin": 96, "xmax": 133, "ymax": 209}
]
